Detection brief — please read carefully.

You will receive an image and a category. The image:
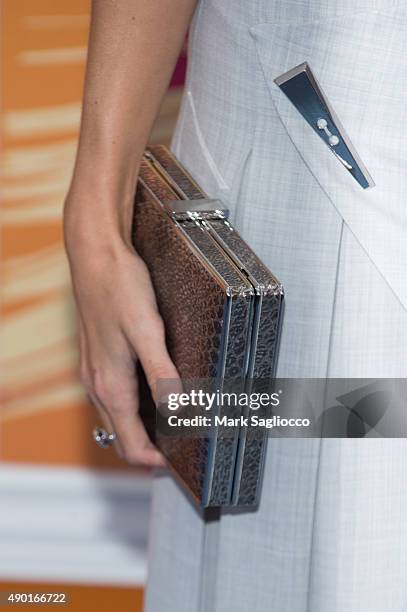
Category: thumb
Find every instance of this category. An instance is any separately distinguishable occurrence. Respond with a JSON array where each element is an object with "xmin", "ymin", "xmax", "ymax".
[{"xmin": 129, "ymin": 316, "xmax": 182, "ymax": 404}]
